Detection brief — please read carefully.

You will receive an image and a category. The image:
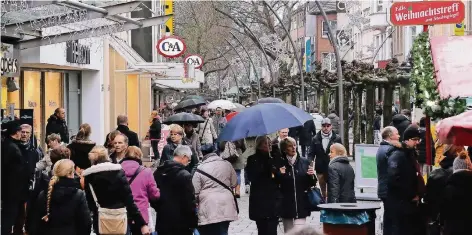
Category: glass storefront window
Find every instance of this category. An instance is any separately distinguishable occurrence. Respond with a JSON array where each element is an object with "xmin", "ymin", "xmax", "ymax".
[
  {"xmin": 23, "ymin": 71, "xmax": 42, "ymax": 142},
  {"xmin": 1, "ymin": 77, "xmax": 21, "ymax": 116},
  {"xmin": 44, "ymin": 72, "xmax": 64, "ymax": 118}
]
